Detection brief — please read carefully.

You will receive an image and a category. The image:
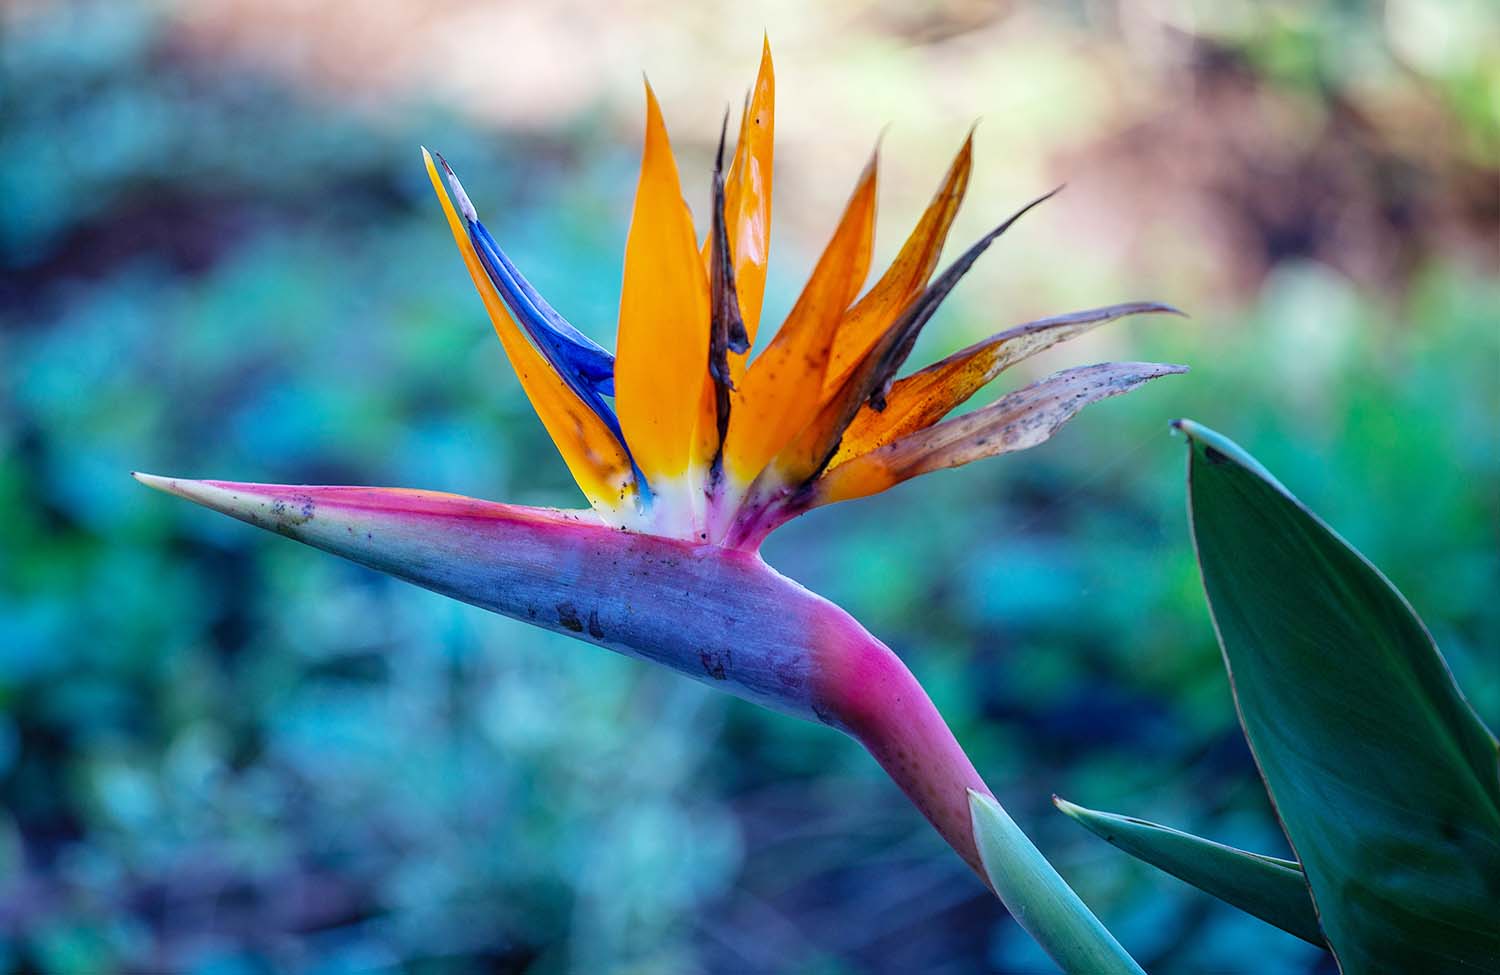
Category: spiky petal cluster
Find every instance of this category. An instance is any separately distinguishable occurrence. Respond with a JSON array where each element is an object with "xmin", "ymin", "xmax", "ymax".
[{"xmin": 423, "ymin": 40, "xmax": 1183, "ymax": 547}]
